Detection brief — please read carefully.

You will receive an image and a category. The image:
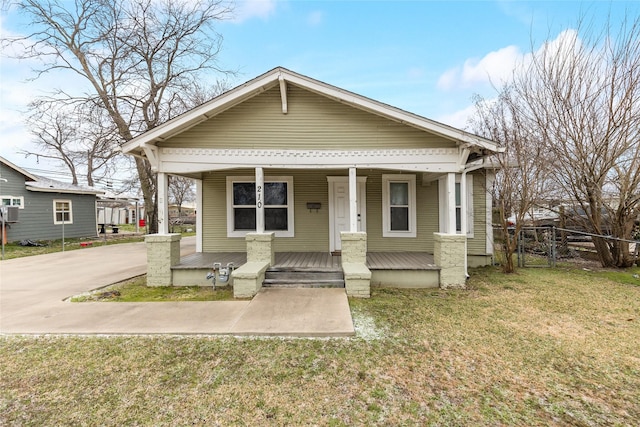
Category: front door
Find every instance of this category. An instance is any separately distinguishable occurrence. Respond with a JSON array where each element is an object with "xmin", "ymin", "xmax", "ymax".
[{"xmin": 328, "ymin": 177, "xmax": 366, "ymax": 252}]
